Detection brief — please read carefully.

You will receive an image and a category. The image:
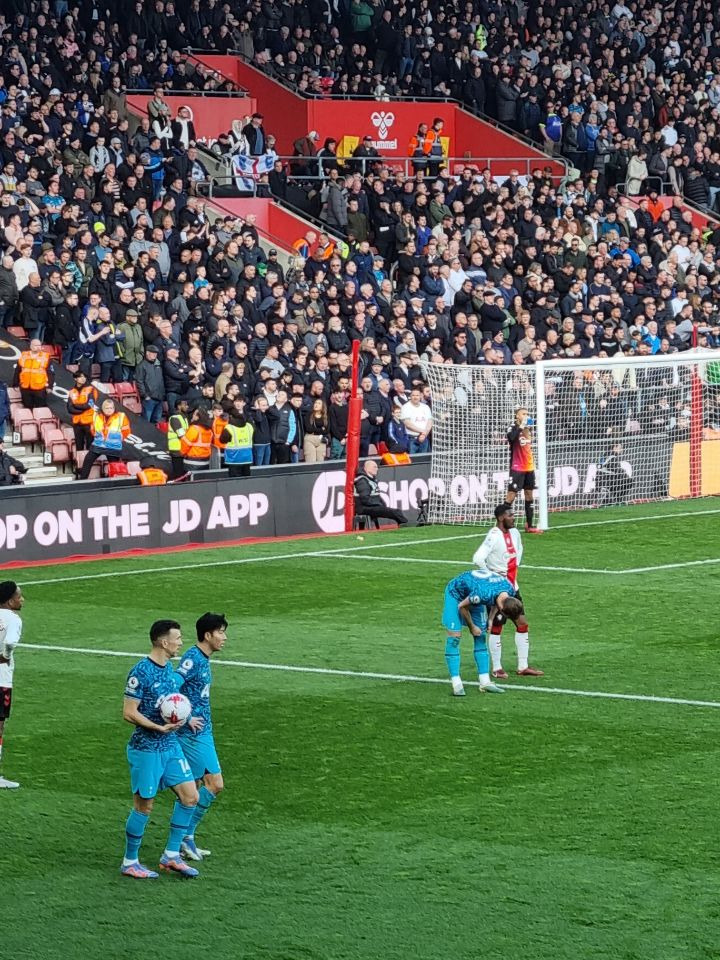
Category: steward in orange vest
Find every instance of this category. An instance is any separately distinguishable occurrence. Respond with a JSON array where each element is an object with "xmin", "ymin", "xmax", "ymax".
[
  {"xmin": 14, "ymin": 338, "xmax": 53, "ymax": 409},
  {"xmin": 408, "ymin": 123, "xmax": 430, "ymax": 172},
  {"xmin": 180, "ymin": 409, "xmax": 215, "ymax": 471},
  {"xmin": 67, "ymin": 369, "xmax": 99, "ymax": 451}
]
